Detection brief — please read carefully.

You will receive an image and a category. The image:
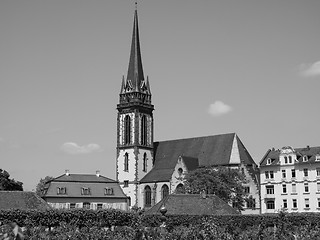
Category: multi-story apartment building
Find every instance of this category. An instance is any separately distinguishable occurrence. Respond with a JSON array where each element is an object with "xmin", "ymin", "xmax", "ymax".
[{"xmin": 260, "ymin": 146, "xmax": 320, "ymax": 214}]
